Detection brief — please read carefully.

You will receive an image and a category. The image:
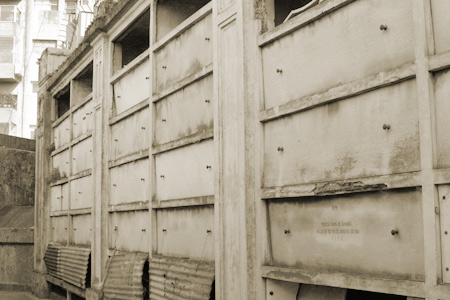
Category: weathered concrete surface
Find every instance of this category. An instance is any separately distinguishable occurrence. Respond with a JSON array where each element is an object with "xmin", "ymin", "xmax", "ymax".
[
  {"xmin": 0, "ymin": 134, "xmax": 35, "ymax": 291},
  {"xmin": 0, "ymin": 291, "xmax": 49, "ymax": 300},
  {"xmin": 0, "ymin": 134, "xmax": 35, "ymax": 209}
]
